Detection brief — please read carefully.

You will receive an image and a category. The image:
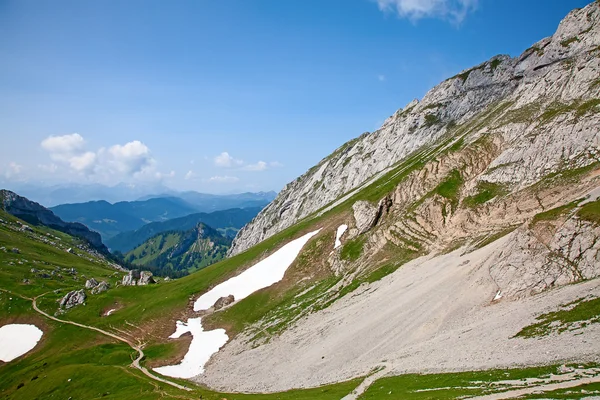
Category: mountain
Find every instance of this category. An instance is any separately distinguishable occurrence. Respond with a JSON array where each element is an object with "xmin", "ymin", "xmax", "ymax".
[
  {"xmin": 0, "ymin": 189, "xmax": 109, "ymax": 254},
  {"xmin": 49, "ymin": 197, "xmax": 199, "ymax": 240},
  {"xmin": 139, "ymin": 191, "xmax": 277, "ymax": 213},
  {"xmin": 106, "ymin": 206, "xmax": 263, "ymax": 253},
  {"xmin": 230, "ymin": 2, "xmax": 600, "ymax": 256},
  {"xmin": 3, "ymin": 4, "xmax": 600, "ymax": 400},
  {"xmin": 5, "ymin": 182, "xmax": 176, "ymax": 207},
  {"xmin": 50, "ymin": 192, "xmax": 274, "ymax": 241},
  {"xmin": 123, "ymin": 223, "xmax": 231, "ymax": 277}
]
